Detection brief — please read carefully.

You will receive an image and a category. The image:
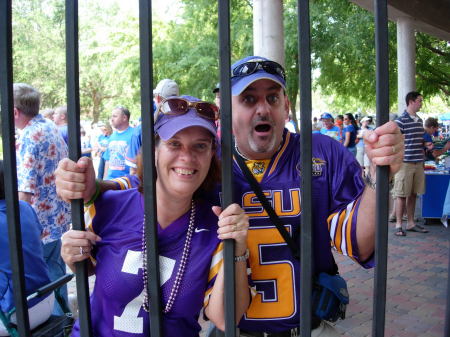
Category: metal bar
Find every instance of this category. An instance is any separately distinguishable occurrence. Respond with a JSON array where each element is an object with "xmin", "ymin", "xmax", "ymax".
[
  {"xmin": 218, "ymin": 0, "xmax": 236, "ymax": 336},
  {"xmin": 445, "ymin": 243, "xmax": 450, "ymax": 336},
  {"xmin": 298, "ymin": 0, "xmax": 313, "ymax": 335},
  {"xmin": 0, "ymin": 1, "xmax": 31, "ymax": 335},
  {"xmin": 138, "ymin": 0, "xmax": 162, "ymax": 335},
  {"xmin": 372, "ymin": 0, "xmax": 390, "ymax": 336},
  {"xmin": 65, "ymin": 1, "xmax": 94, "ymax": 336}
]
